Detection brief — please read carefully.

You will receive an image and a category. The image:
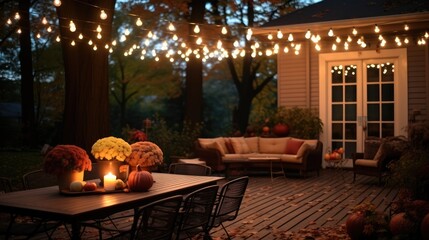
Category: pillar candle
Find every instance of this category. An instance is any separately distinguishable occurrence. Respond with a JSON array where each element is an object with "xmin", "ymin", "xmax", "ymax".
[{"xmin": 104, "ymin": 172, "xmax": 116, "ymax": 191}]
